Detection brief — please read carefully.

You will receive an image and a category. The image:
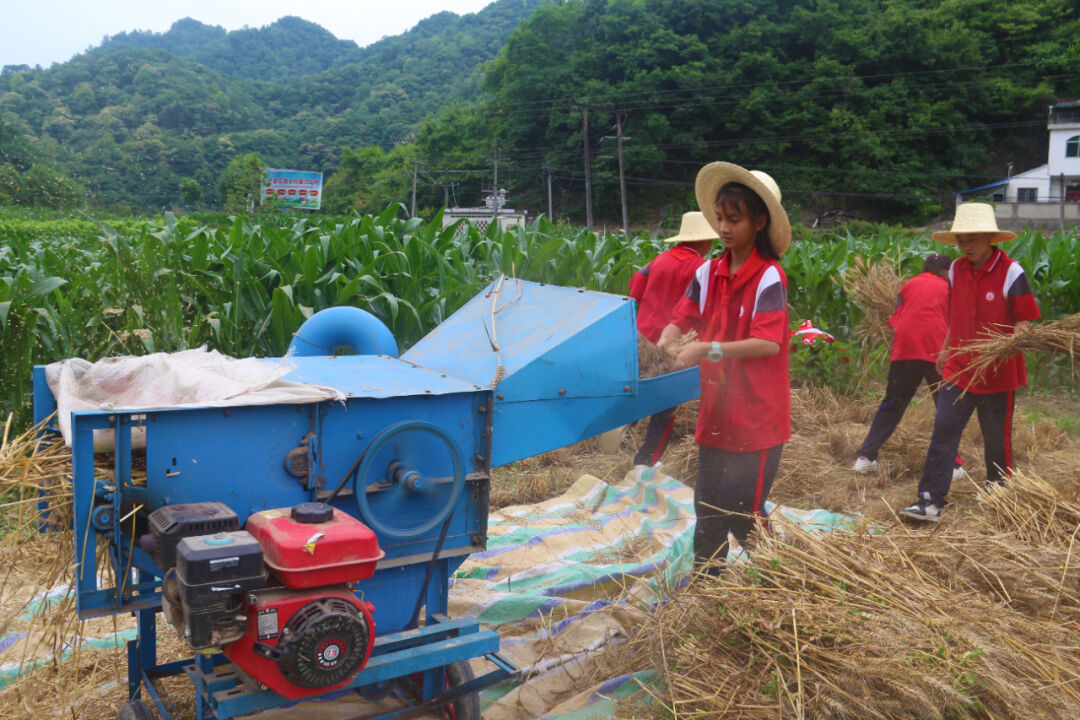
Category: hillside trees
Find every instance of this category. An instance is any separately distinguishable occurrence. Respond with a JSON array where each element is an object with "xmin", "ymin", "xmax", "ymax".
[
  {"xmin": 0, "ymin": 119, "xmax": 81, "ymax": 207},
  {"xmin": 218, "ymin": 153, "xmax": 267, "ymax": 211},
  {"xmin": 2, "ymin": 0, "xmax": 1078, "ymax": 219},
  {"xmin": 479, "ymin": 0, "xmax": 1080, "ymax": 221}
]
